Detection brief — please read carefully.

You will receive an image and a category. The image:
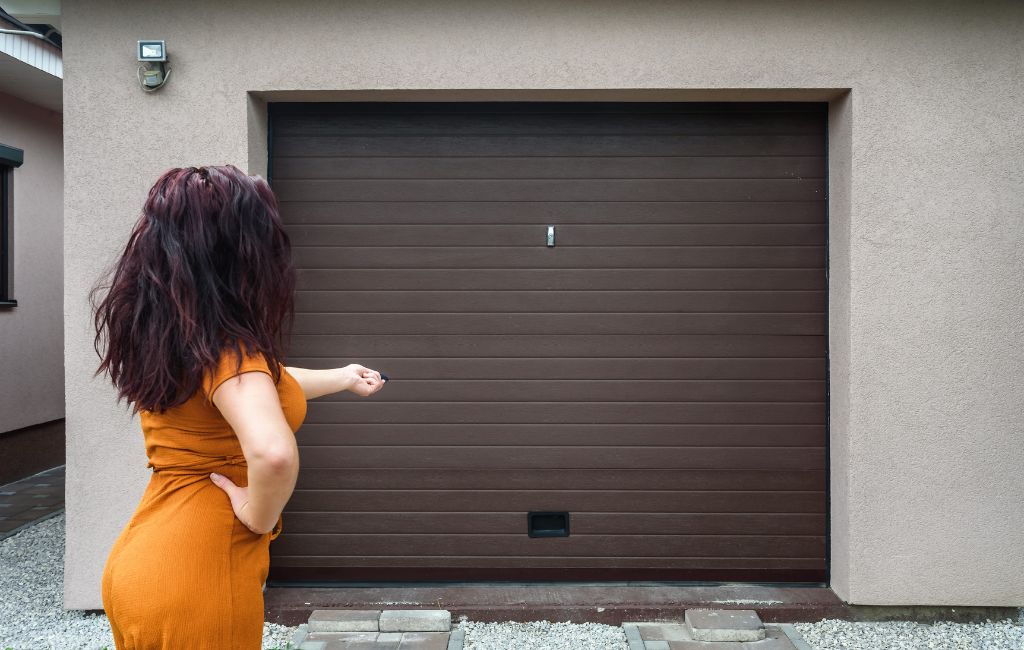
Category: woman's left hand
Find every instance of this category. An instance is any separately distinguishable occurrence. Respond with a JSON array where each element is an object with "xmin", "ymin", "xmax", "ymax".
[
  {"xmin": 340, "ymin": 364, "xmax": 386, "ymax": 397},
  {"xmin": 209, "ymin": 473, "xmax": 267, "ymax": 535}
]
